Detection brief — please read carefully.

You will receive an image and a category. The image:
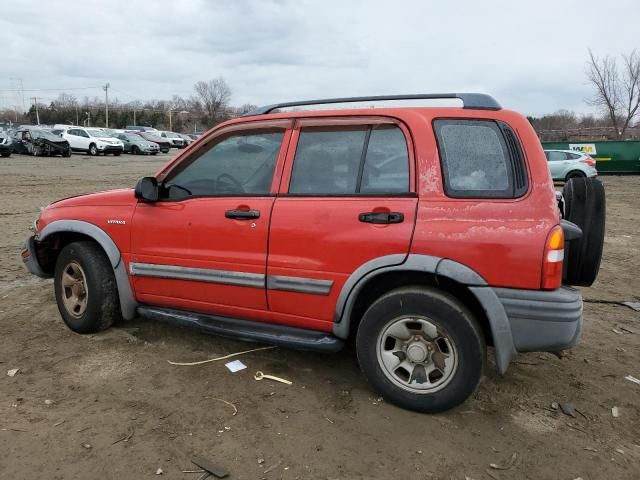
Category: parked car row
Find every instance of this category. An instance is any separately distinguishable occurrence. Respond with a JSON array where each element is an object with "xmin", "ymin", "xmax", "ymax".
[{"xmin": 0, "ymin": 124, "xmax": 198, "ymax": 158}]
